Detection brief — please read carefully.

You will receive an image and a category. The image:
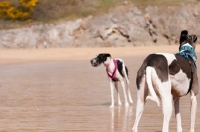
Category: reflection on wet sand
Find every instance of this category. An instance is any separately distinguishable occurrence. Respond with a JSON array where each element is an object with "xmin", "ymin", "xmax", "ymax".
[{"xmin": 110, "ymin": 106, "xmax": 133, "ymax": 132}]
